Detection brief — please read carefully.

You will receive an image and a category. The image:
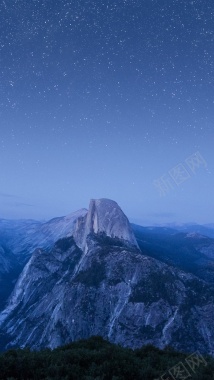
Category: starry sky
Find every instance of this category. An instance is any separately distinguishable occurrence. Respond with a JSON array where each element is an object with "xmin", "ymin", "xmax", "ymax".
[{"xmin": 1, "ymin": 0, "xmax": 213, "ymax": 224}]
